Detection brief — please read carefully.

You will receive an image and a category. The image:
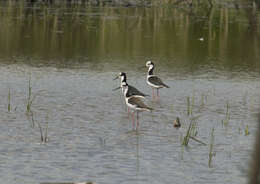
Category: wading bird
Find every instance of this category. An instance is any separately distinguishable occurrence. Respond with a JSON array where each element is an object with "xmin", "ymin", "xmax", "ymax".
[
  {"xmin": 113, "ymin": 72, "xmax": 149, "ymax": 117},
  {"xmin": 121, "ymin": 81, "xmax": 152, "ymax": 130},
  {"xmin": 146, "ymin": 61, "xmax": 169, "ymax": 100}
]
